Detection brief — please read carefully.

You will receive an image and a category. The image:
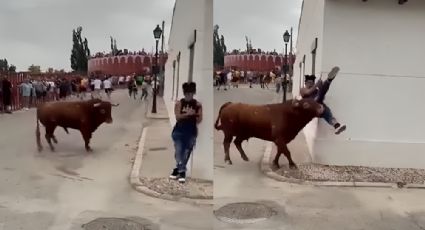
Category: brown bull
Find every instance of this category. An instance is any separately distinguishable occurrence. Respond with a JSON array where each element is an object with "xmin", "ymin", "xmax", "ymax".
[
  {"xmin": 215, "ymin": 98, "xmax": 324, "ymax": 169},
  {"xmin": 36, "ymin": 99, "xmax": 119, "ymax": 152}
]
